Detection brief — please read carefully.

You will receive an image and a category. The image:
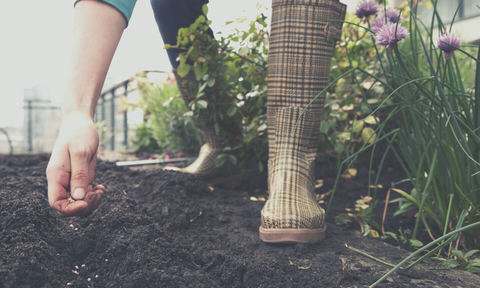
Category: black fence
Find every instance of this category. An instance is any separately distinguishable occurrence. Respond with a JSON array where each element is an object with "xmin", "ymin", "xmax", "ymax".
[{"xmin": 95, "ymin": 79, "xmax": 130, "ymax": 151}]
